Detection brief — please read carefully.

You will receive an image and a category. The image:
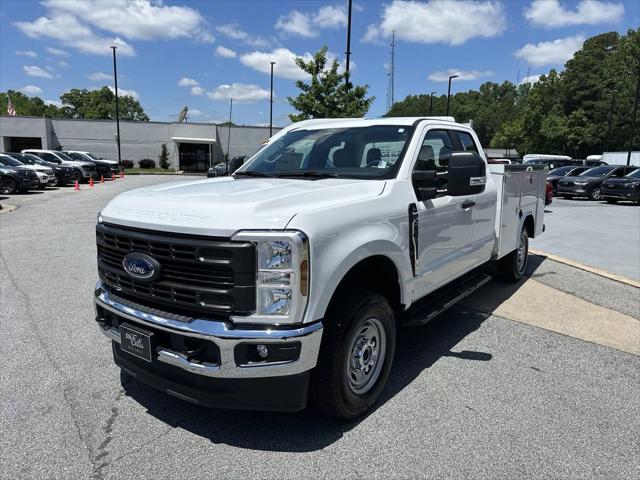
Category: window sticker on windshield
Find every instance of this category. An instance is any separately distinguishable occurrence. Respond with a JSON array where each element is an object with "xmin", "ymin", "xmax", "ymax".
[{"xmin": 398, "ymin": 128, "xmax": 404, "ymax": 133}]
